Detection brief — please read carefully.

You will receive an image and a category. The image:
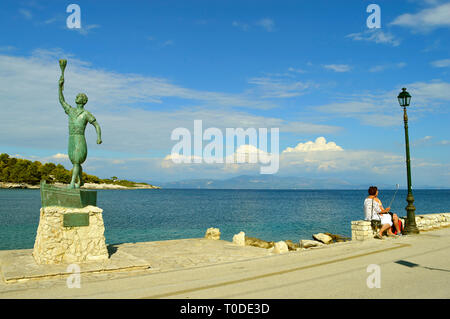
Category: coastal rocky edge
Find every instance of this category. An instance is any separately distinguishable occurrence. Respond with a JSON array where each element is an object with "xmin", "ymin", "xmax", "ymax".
[
  {"xmin": 204, "ymin": 227, "xmax": 350, "ymax": 254},
  {"xmin": 0, "ymin": 182, "xmax": 160, "ymax": 190}
]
